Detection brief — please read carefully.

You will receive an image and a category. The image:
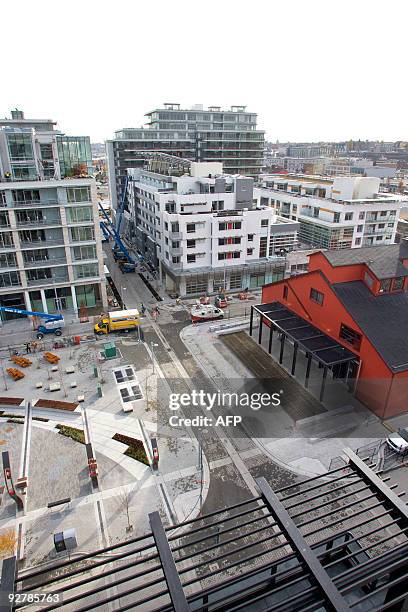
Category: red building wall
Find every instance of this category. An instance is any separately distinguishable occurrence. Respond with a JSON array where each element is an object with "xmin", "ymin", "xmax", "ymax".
[{"xmin": 261, "ymin": 266, "xmax": 407, "ymax": 418}]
